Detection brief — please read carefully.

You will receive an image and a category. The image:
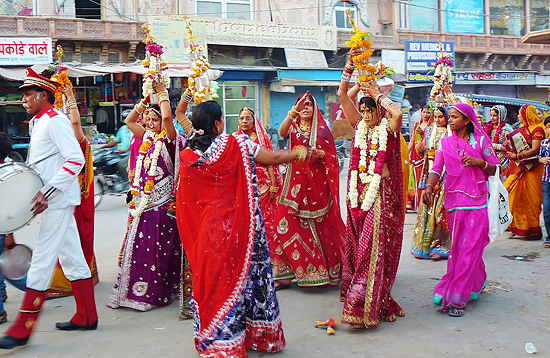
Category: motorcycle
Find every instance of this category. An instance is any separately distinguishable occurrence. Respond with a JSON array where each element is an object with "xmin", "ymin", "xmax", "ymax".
[
  {"xmin": 92, "ymin": 148, "xmax": 129, "ymax": 207},
  {"xmin": 335, "ymin": 139, "xmax": 347, "ymax": 173}
]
